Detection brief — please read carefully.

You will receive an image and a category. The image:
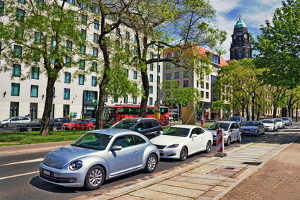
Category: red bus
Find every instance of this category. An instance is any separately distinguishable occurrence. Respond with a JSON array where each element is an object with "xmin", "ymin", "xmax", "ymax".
[{"xmin": 103, "ymin": 105, "xmax": 170, "ymax": 128}]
